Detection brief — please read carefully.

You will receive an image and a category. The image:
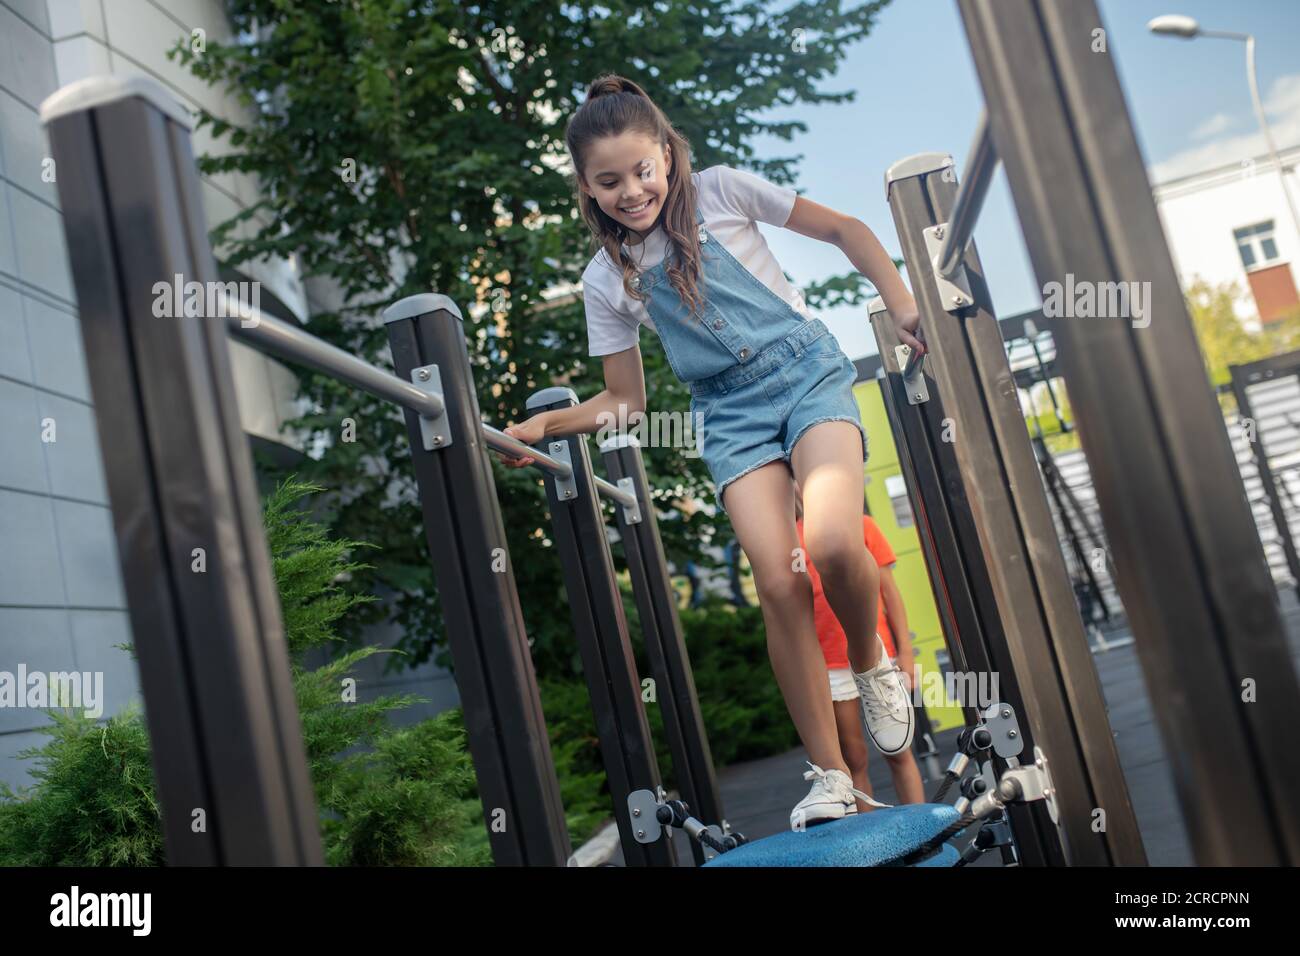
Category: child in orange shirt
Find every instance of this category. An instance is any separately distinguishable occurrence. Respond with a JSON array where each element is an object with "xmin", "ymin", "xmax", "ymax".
[{"xmin": 794, "ymin": 479, "xmax": 926, "ymax": 810}]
